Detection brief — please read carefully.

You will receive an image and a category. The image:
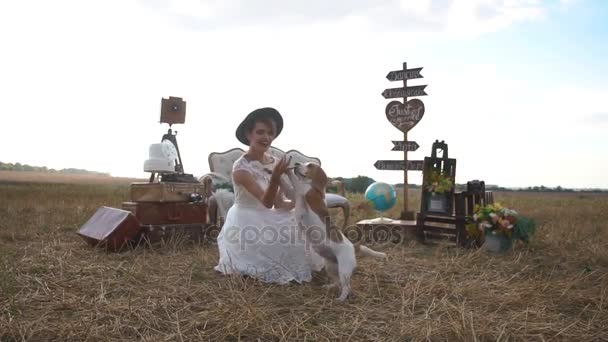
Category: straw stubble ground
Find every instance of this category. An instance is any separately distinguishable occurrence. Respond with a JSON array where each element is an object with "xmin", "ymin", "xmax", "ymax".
[{"xmin": 1, "ymin": 176, "xmax": 607, "ymax": 341}]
